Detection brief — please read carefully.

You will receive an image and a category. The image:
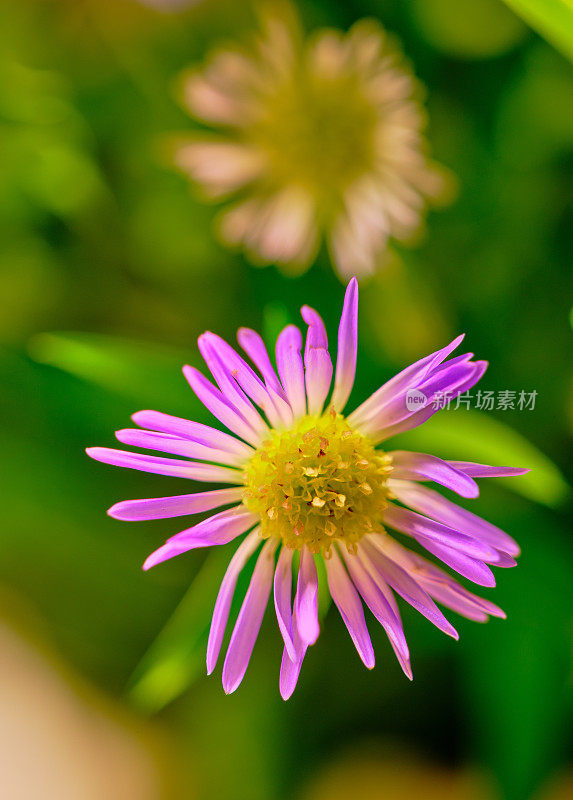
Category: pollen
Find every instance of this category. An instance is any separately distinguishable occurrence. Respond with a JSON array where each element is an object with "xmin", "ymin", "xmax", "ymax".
[{"xmin": 243, "ymin": 412, "xmax": 393, "ymax": 554}]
